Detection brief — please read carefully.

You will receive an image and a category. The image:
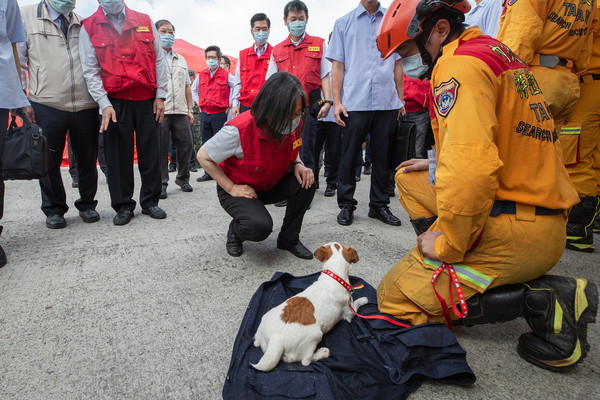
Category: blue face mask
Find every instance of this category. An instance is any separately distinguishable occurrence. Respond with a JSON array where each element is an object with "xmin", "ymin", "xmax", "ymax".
[
  {"xmin": 48, "ymin": 0, "xmax": 76, "ymax": 15},
  {"xmin": 206, "ymin": 59, "xmax": 219, "ymax": 70},
  {"xmin": 401, "ymin": 53, "xmax": 429, "ymax": 80},
  {"xmin": 160, "ymin": 33, "xmax": 175, "ymax": 49},
  {"xmin": 287, "ymin": 20, "xmax": 306, "ymax": 38},
  {"xmin": 99, "ymin": 0, "xmax": 124, "ymax": 15},
  {"xmin": 254, "ymin": 31, "xmax": 269, "ymax": 46}
]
